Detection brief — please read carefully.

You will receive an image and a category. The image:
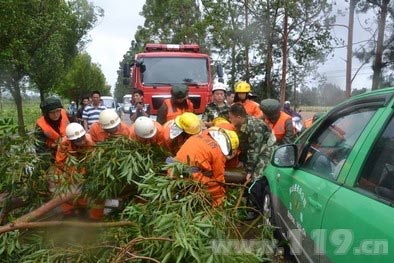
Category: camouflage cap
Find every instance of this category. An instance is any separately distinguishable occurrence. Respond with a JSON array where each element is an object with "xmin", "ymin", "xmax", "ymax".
[
  {"xmin": 40, "ymin": 96, "xmax": 63, "ymax": 113},
  {"xmin": 260, "ymin": 98, "xmax": 280, "ymax": 117},
  {"xmin": 171, "ymin": 84, "xmax": 189, "ymax": 99}
]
